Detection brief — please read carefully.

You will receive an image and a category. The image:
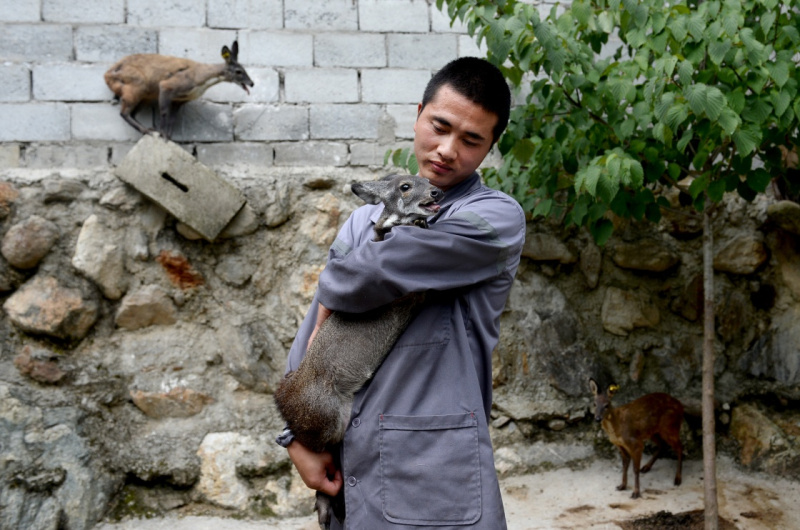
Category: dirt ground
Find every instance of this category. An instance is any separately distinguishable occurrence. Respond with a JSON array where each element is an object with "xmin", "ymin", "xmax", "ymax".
[{"xmin": 96, "ymin": 456, "xmax": 799, "ymax": 530}]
